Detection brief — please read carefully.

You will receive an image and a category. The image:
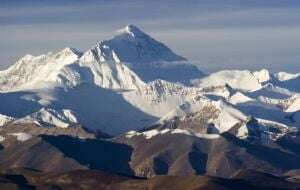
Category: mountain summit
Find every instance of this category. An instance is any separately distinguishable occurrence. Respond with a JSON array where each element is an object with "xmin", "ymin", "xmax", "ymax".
[
  {"xmin": 107, "ymin": 24, "xmax": 187, "ymax": 63},
  {"xmin": 89, "ymin": 25, "xmax": 204, "ymax": 83},
  {"xmin": 115, "ymin": 24, "xmax": 150, "ymax": 38}
]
